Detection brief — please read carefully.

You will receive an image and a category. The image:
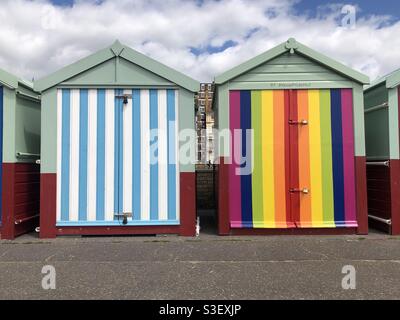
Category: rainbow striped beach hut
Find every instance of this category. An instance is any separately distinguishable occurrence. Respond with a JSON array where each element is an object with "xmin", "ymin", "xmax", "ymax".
[{"xmin": 215, "ymin": 38, "xmax": 370, "ymax": 236}]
